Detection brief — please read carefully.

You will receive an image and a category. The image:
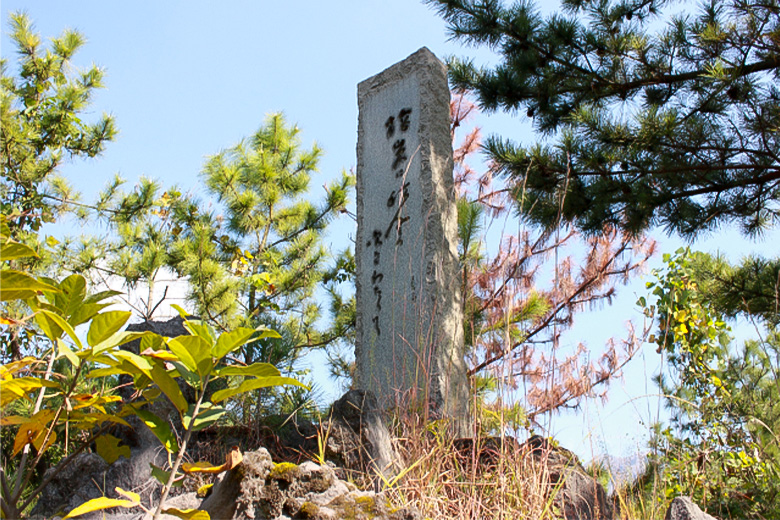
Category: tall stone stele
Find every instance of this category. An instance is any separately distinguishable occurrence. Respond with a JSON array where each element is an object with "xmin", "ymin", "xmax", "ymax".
[{"xmin": 355, "ymin": 47, "xmax": 469, "ymax": 432}]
